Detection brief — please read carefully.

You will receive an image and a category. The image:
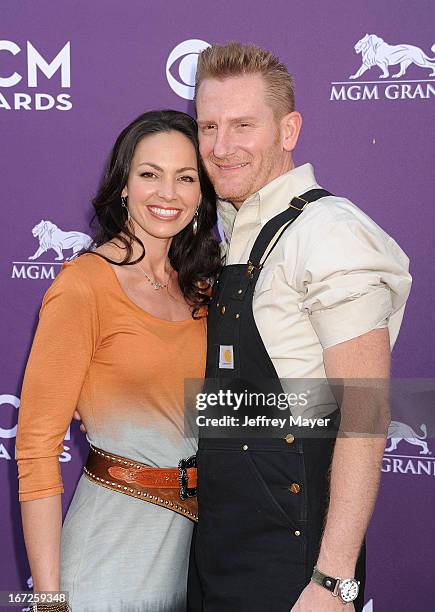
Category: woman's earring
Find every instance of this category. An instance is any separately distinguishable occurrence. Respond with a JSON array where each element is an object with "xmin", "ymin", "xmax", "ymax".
[
  {"xmin": 121, "ymin": 195, "xmax": 131, "ymax": 222},
  {"xmin": 192, "ymin": 207, "xmax": 199, "ymax": 235}
]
